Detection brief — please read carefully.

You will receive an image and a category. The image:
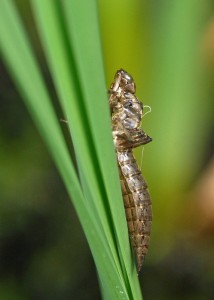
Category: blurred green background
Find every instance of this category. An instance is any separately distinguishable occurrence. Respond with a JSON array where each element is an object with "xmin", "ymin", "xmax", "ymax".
[{"xmin": 1, "ymin": 0, "xmax": 214, "ymax": 299}]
